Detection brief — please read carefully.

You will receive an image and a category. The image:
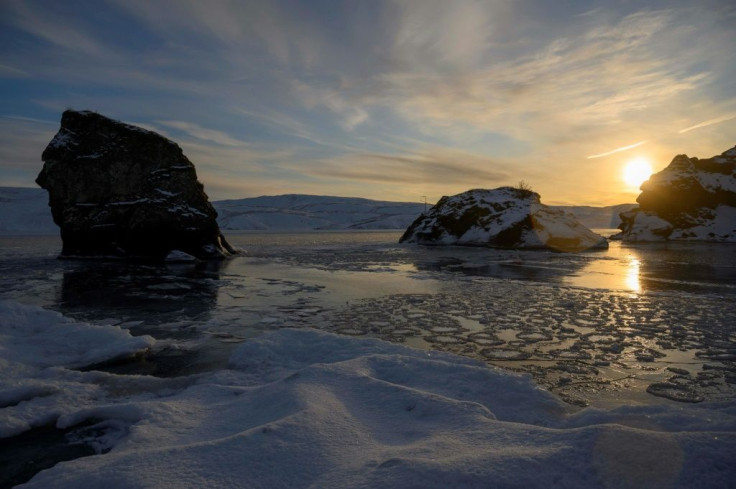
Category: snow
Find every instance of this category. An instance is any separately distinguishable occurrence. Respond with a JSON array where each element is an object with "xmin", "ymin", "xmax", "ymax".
[
  {"xmin": 6, "ymin": 326, "xmax": 735, "ymax": 488},
  {"xmin": 619, "ymin": 211, "xmax": 673, "ymax": 241},
  {"xmin": 214, "ymin": 194, "xmax": 425, "ymax": 231},
  {"xmin": 164, "ymin": 250, "xmax": 197, "ymax": 262},
  {"xmin": 0, "ymin": 300, "xmax": 155, "ymax": 438},
  {"xmin": 0, "ymin": 300, "xmax": 154, "ymax": 370},
  {"xmin": 698, "ymin": 171, "xmax": 736, "ymax": 193},
  {"xmin": 668, "ymin": 205, "xmax": 736, "ymax": 241},
  {"xmin": 109, "ymin": 198, "xmax": 150, "ymax": 206},
  {"xmin": 46, "ymin": 128, "xmax": 77, "ymax": 150},
  {"xmin": 559, "ymin": 203, "xmax": 637, "ymax": 228}
]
